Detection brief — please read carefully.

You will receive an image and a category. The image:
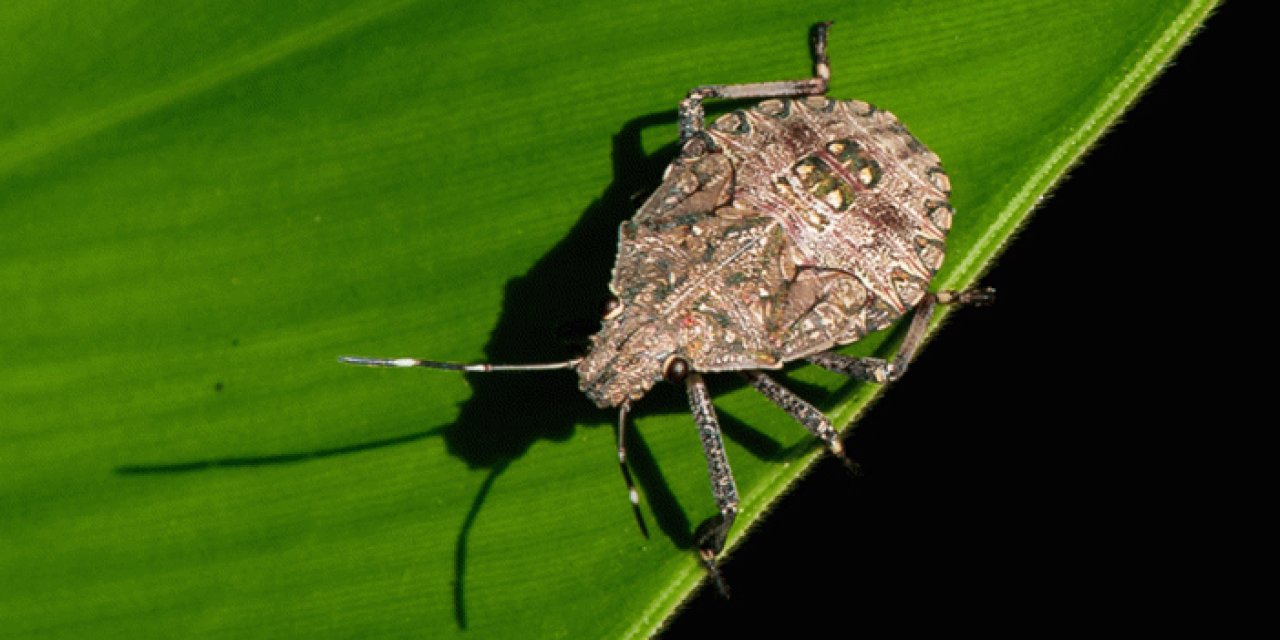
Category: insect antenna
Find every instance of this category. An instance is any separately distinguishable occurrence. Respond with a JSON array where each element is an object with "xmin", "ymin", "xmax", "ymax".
[
  {"xmin": 344, "ymin": 354, "xmax": 653, "ymax": 537},
  {"xmin": 339, "ymin": 356, "xmax": 581, "ymax": 372}
]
